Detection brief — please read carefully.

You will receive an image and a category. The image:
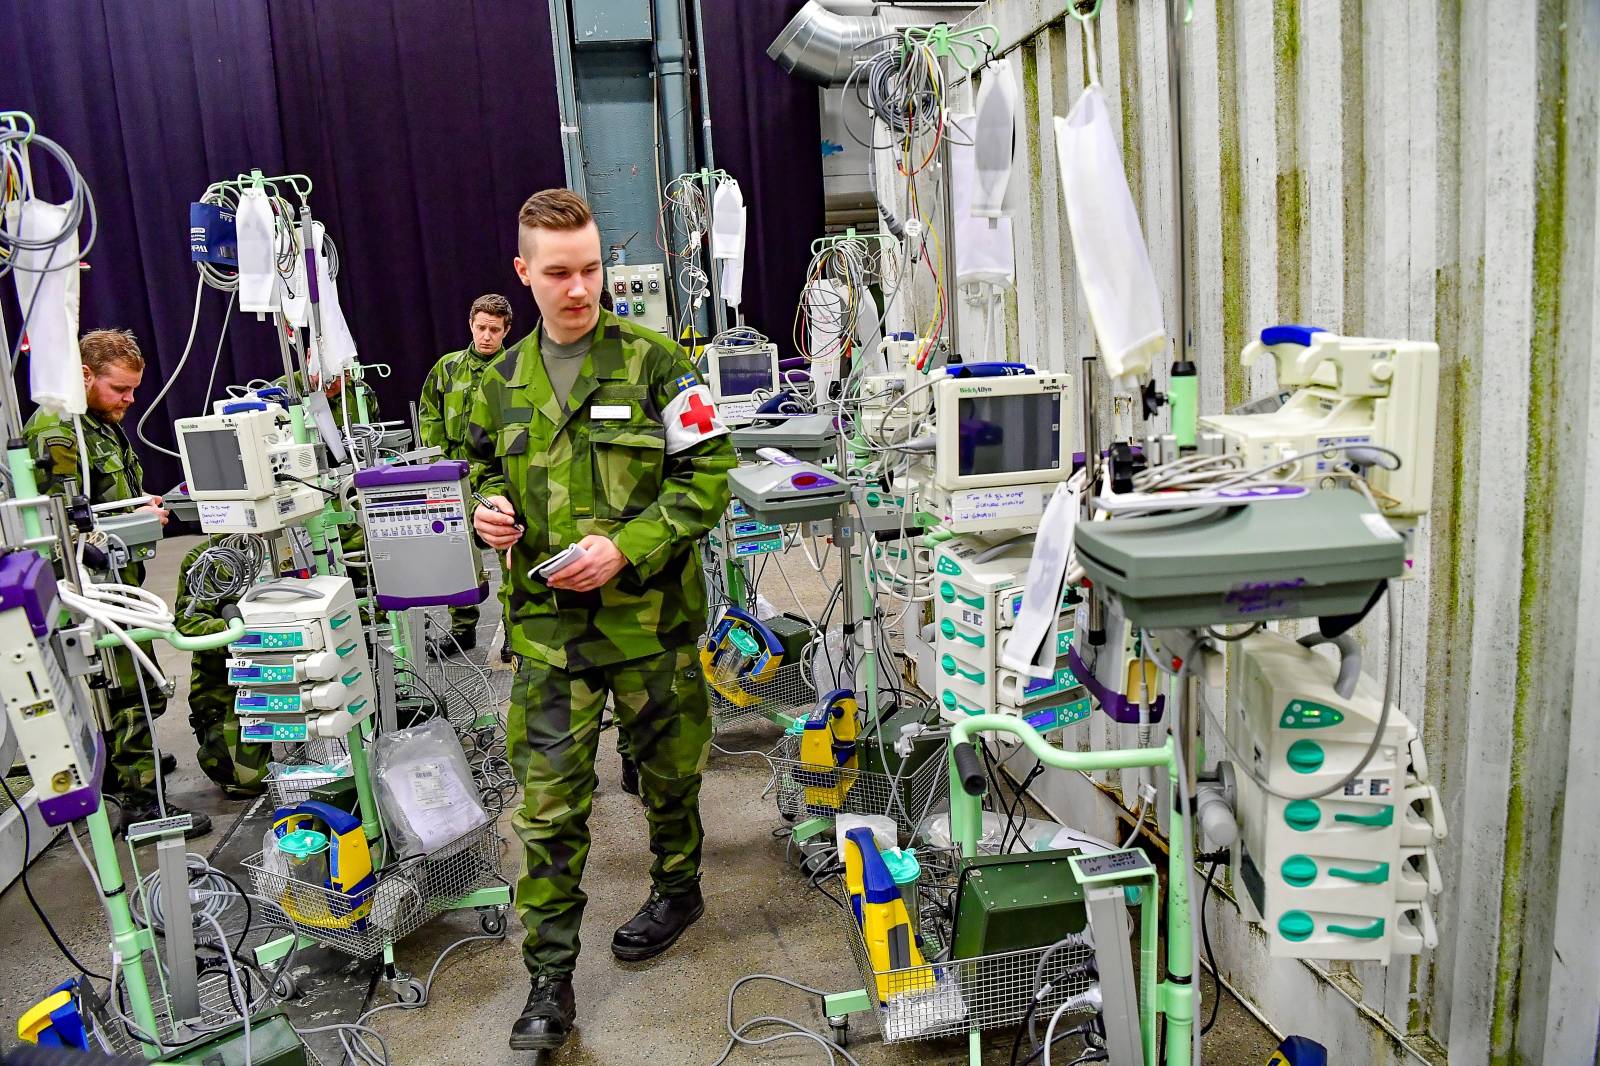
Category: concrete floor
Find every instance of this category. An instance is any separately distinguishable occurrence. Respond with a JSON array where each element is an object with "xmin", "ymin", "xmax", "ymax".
[{"xmin": 1, "ymin": 535, "xmax": 1280, "ymax": 1065}]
